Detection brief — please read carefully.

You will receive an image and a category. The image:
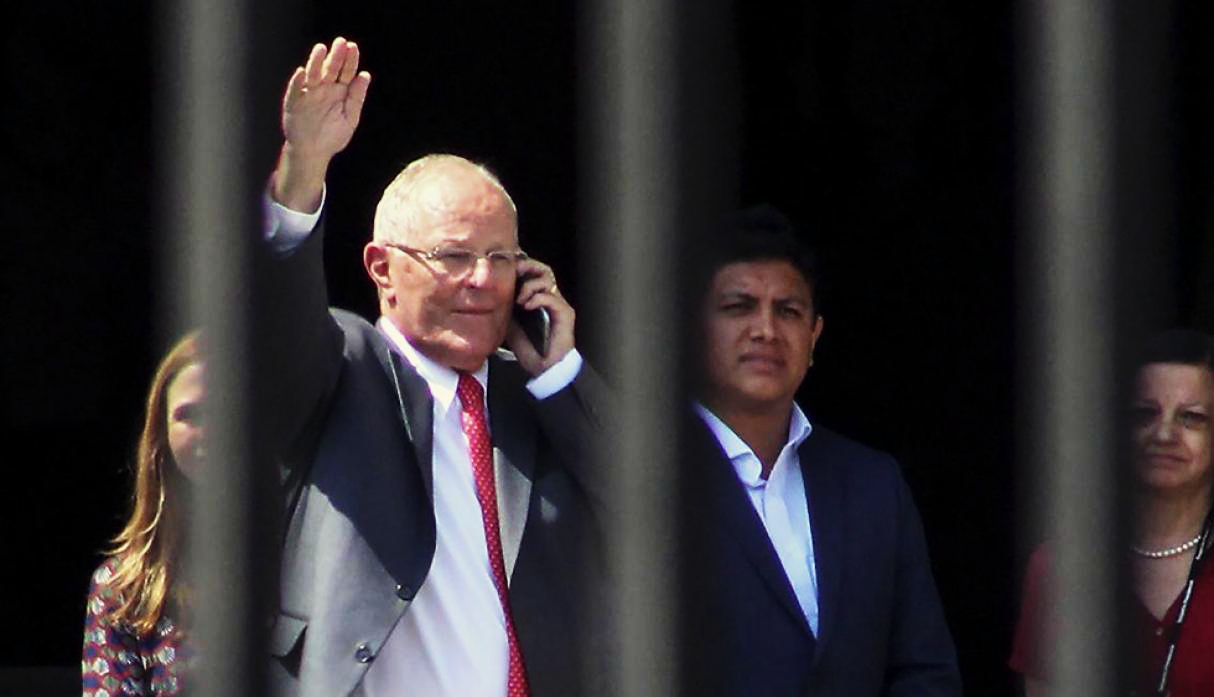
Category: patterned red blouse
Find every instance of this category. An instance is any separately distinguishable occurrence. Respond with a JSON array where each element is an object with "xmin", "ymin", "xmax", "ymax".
[{"xmin": 82, "ymin": 560, "xmax": 188, "ymax": 697}]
